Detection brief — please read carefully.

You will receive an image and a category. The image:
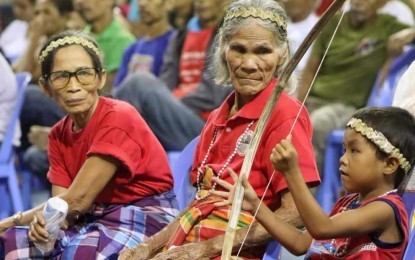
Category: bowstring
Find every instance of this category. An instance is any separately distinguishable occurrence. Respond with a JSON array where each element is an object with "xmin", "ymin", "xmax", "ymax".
[{"xmin": 235, "ymin": 3, "xmax": 349, "ymax": 257}]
